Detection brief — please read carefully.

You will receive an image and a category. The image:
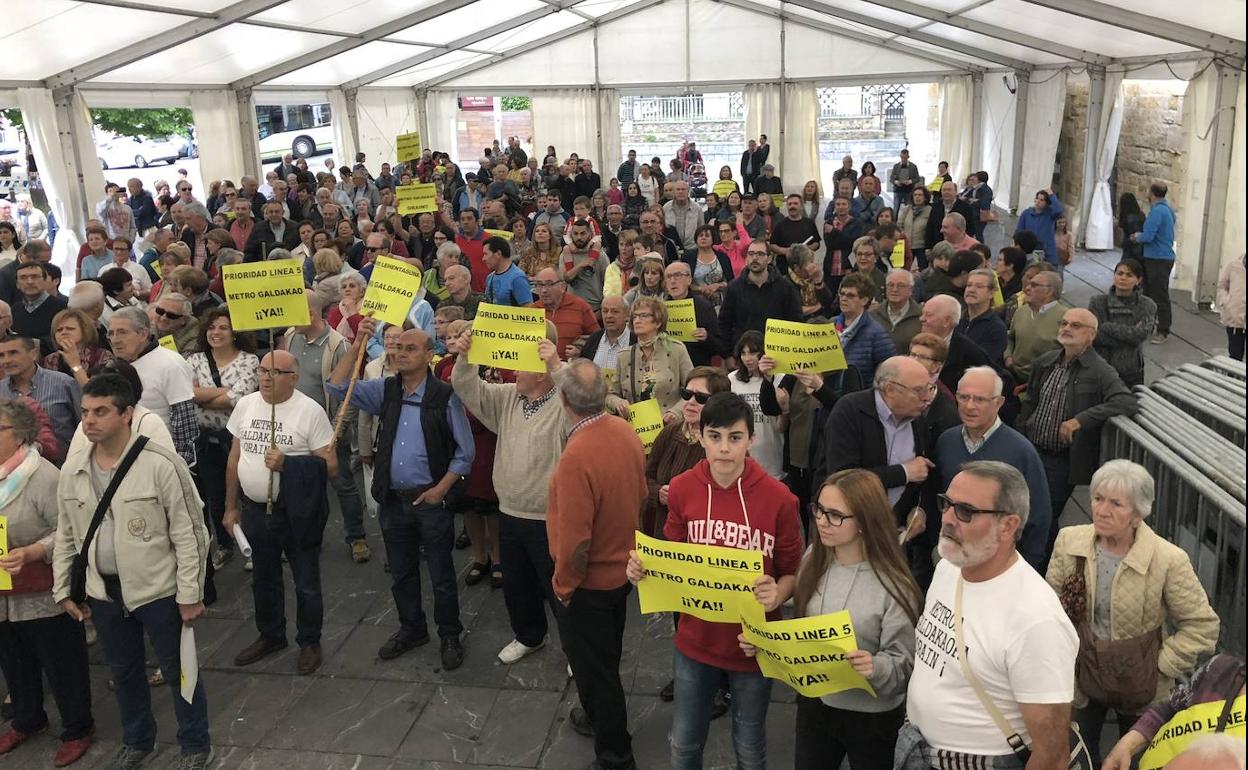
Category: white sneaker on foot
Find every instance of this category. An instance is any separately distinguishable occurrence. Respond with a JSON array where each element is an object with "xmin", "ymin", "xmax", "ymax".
[{"xmin": 497, "ymin": 638, "xmax": 545, "ymax": 664}]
